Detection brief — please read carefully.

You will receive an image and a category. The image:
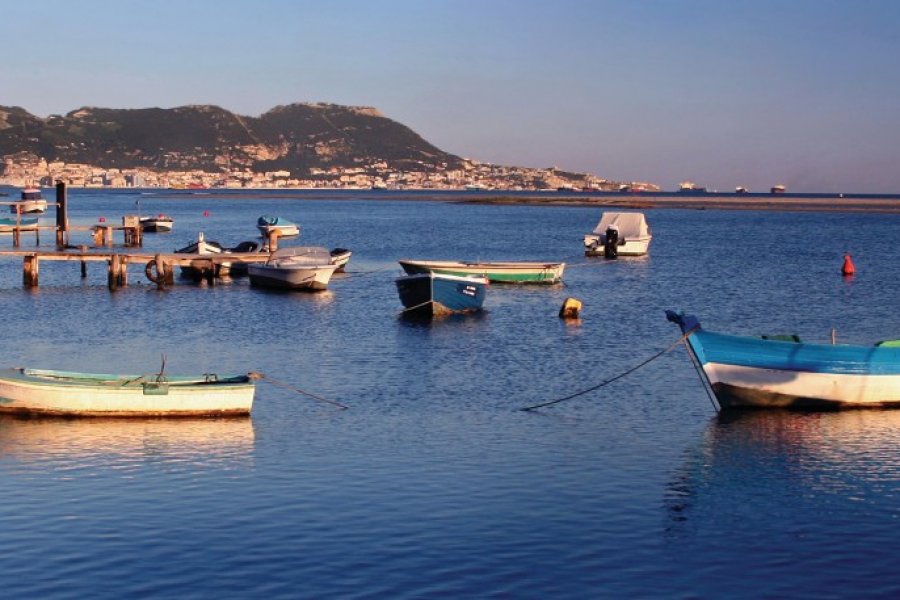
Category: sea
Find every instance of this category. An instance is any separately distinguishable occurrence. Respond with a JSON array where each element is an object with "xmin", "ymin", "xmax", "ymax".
[{"xmin": 1, "ymin": 188, "xmax": 899, "ymax": 599}]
